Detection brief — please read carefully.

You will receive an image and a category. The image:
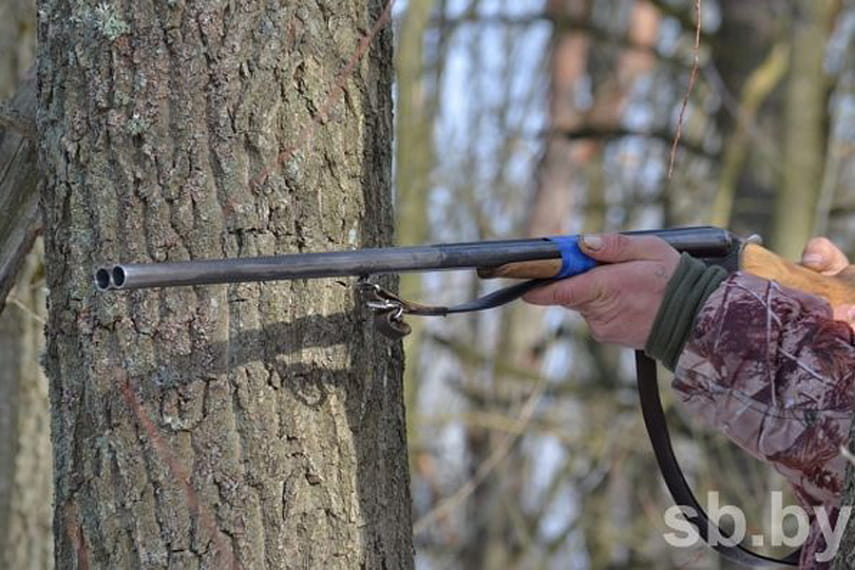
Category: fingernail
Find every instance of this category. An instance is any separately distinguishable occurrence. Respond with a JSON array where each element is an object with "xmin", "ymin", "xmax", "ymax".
[
  {"xmin": 802, "ymin": 254, "xmax": 823, "ymax": 267},
  {"xmin": 581, "ymin": 234, "xmax": 603, "ymax": 251}
]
